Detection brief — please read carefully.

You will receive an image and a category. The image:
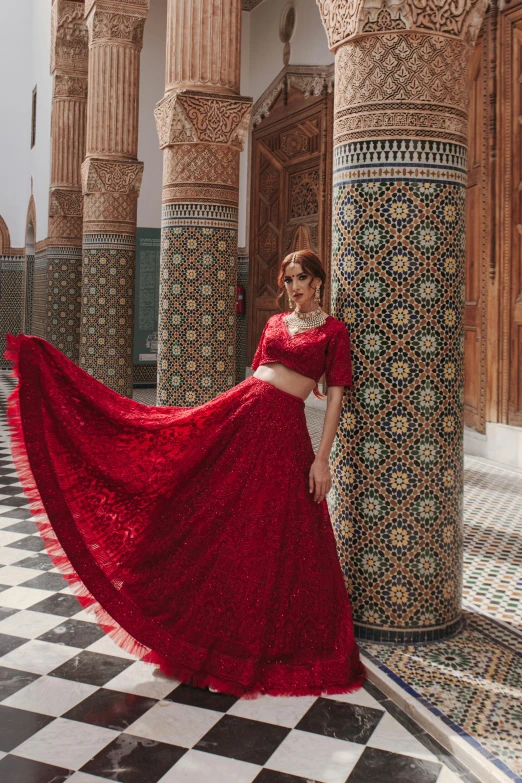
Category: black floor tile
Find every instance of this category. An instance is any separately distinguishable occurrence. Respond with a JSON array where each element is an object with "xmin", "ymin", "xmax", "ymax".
[
  {"xmin": 0, "ymin": 633, "xmax": 26, "ymax": 656},
  {"xmin": 295, "ymin": 697, "xmax": 383, "ymax": 744},
  {"xmin": 6, "ymin": 536, "xmax": 46, "ymax": 552},
  {"xmin": 22, "ymin": 572, "xmax": 68, "ymax": 591},
  {"xmin": 0, "ymin": 584, "xmax": 10, "ymax": 594},
  {"xmin": 254, "ymin": 771, "xmax": 320, "ymax": 783},
  {"xmin": 49, "ymin": 650, "xmax": 134, "ymax": 687},
  {"xmin": 348, "ymin": 747, "xmax": 441, "ymax": 783},
  {"xmin": 379, "ymin": 698, "xmax": 424, "ymax": 736},
  {"xmin": 37, "ymin": 618, "xmax": 106, "ymax": 648},
  {"xmin": 63, "ymin": 688, "xmax": 158, "ymax": 731},
  {"xmin": 0, "ymin": 754, "xmax": 72, "ymax": 783},
  {"xmin": 30, "ymin": 593, "xmax": 82, "ymax": 617},
  {"xmin": 195, "ymin": 714, "xmax": 290, "ymax": 766},
  {"xmin": 0, "ymin": 498, "xmax": 27, "ymax": 507},
  {"xmin": 81, "ymin": 733, "xmax": 187, "ymax": 783},
  {"xmin": 0, "ymin": 469, "xmax": 17, "ymax": 477},
  {"xmin": 2, "ymin": 520, "xmax": 38, "ymax": 535},
  {"xmin": 0, "ymin": 607, "xmax": 19, "ymax": 622},
  {"xmin": 165, "ymin": 683, "xmax": 238, "ymax": 713},
  {"xmin": 0, "ymin": 478, "xmax": 22, "ymax": 486},
  {"xmin": 0, "ymin": 508, "xmax": 32, "ymax": 519},
  {"xmin": 0, "ymin": 705, "xmax": 54, "ymax": 752},
  {"xmin": 16, "ymin": 553, "xmax": 54, "ymax": 571},
  {"xmin": 0, "ymin": 665, "xmax": 40, "ymax": 700},
  {"xmin": 0, "ymin": 487, "xmax": 25, "ymax": 496},
  {"xmin": 362, "ymin": 680, "xmax": 388, "ymax": 704}
]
